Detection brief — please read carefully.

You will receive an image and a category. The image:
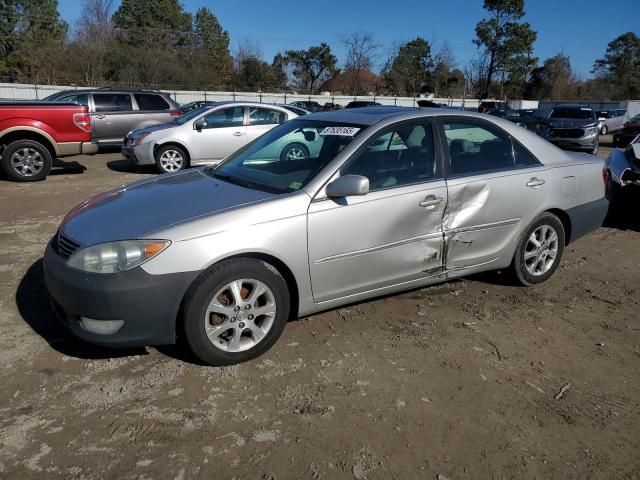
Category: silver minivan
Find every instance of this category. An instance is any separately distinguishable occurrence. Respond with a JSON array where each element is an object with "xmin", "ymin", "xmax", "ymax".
[{"xmin": 45, "ymin": 89, "xmax": 181, "ymax": 146}]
